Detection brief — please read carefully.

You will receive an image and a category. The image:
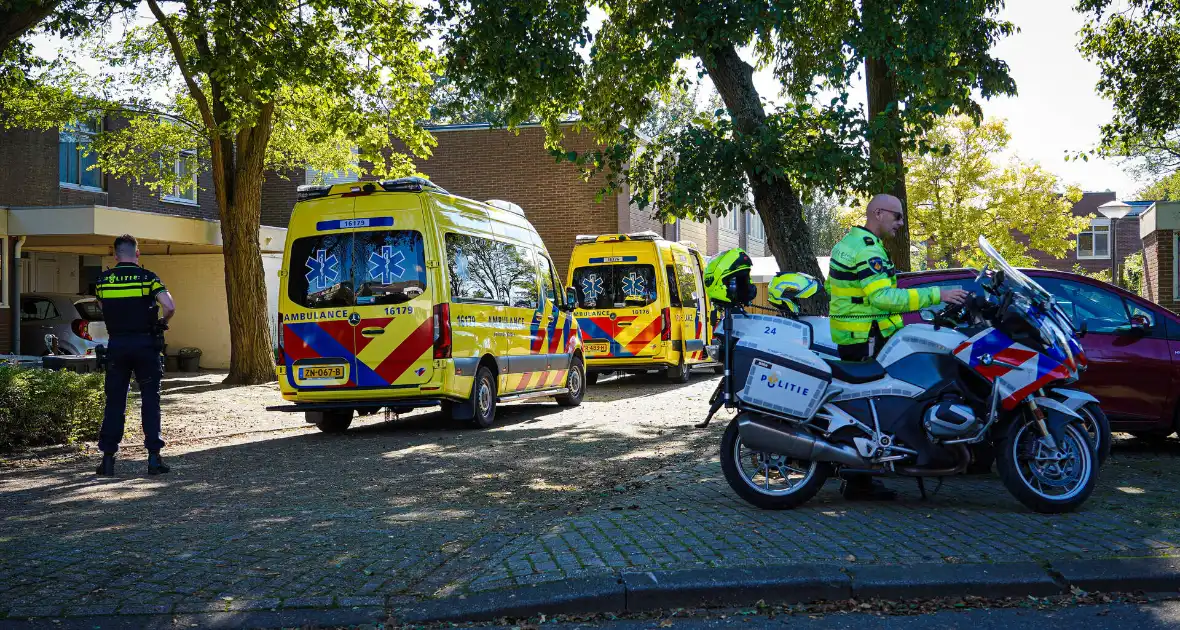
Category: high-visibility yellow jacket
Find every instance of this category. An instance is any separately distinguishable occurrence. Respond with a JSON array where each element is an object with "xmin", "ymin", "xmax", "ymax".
[{"xmin": 826, "ymin": 226, "xmax": 941, "ymax": 346}]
